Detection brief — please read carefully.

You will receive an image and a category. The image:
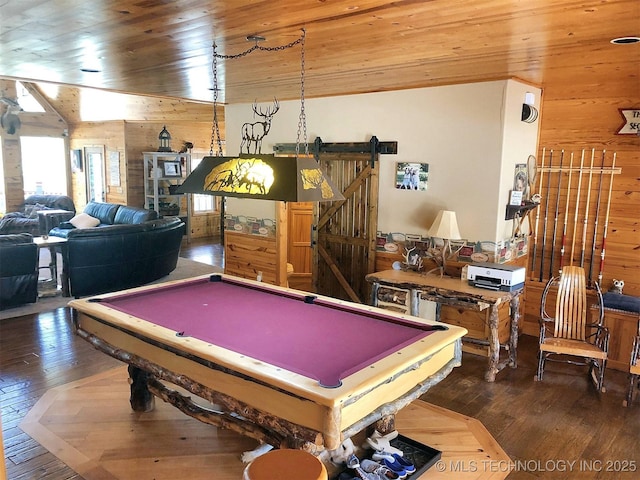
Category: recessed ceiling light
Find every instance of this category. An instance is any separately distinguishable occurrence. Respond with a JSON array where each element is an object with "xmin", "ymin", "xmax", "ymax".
[{"xmin": 610, "ymin": 36, "xmax": 640, "ymax": 45}]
